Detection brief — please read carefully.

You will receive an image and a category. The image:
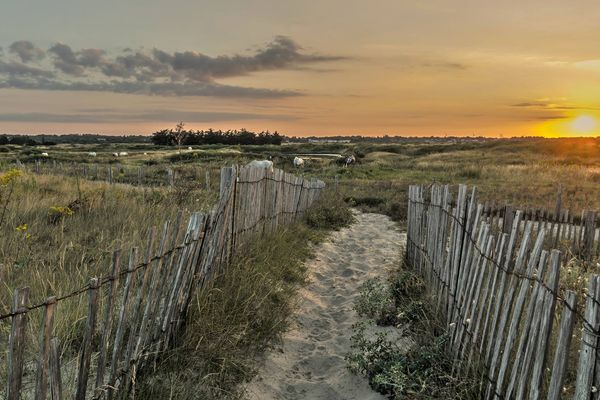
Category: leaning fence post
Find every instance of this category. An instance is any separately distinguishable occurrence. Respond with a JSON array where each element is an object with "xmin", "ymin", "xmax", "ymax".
[
  {"xmin": 220, "ymin": 166, "xmax": 235, "ymax": 198},
  {"xmin": 547, "ymin": 290, "xmax": 577, "ymax": 400},
  {"xmin": 75, "ymin": 278, "xmax": 100, "ymax": 400},
  {"xmin": 95, "ymin": 250, "xmax": 121, "ymax": 393},
  {"xmin": 34, "ymin": 296, "xmax": 57, "ymax": 400},
  {"xmin": 574, "ymin": 275, "xmax": 600, "ymax": 399},
  {"xmin": 6, "ymin": 287, "xmax": 30, "ymax": 400}
]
